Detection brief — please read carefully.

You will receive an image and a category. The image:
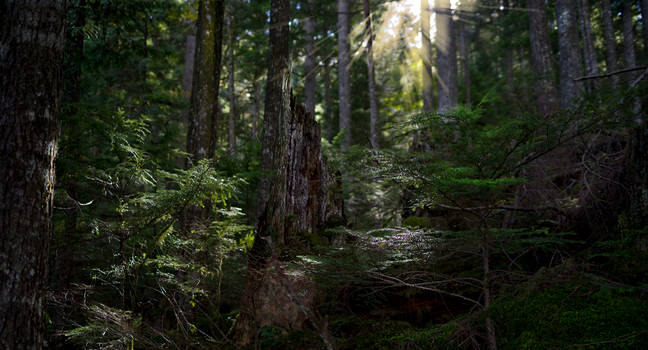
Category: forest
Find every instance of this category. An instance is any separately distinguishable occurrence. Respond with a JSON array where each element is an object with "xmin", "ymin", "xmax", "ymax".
[{"xmin": 1, "ymin": 0, "xmax": 648, "ymax": 349}]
